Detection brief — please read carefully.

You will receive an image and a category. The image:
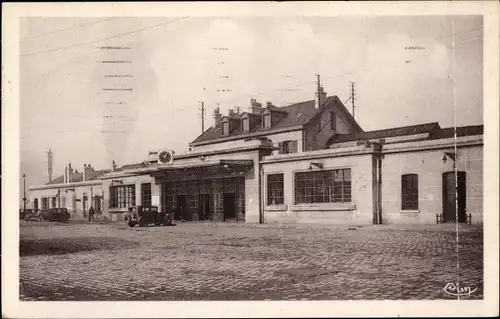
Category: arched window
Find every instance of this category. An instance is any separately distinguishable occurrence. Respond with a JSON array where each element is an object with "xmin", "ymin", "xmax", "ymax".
[{"xmin": 402, "ymin": 174, "xmax": 419, "ymax": 210}]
